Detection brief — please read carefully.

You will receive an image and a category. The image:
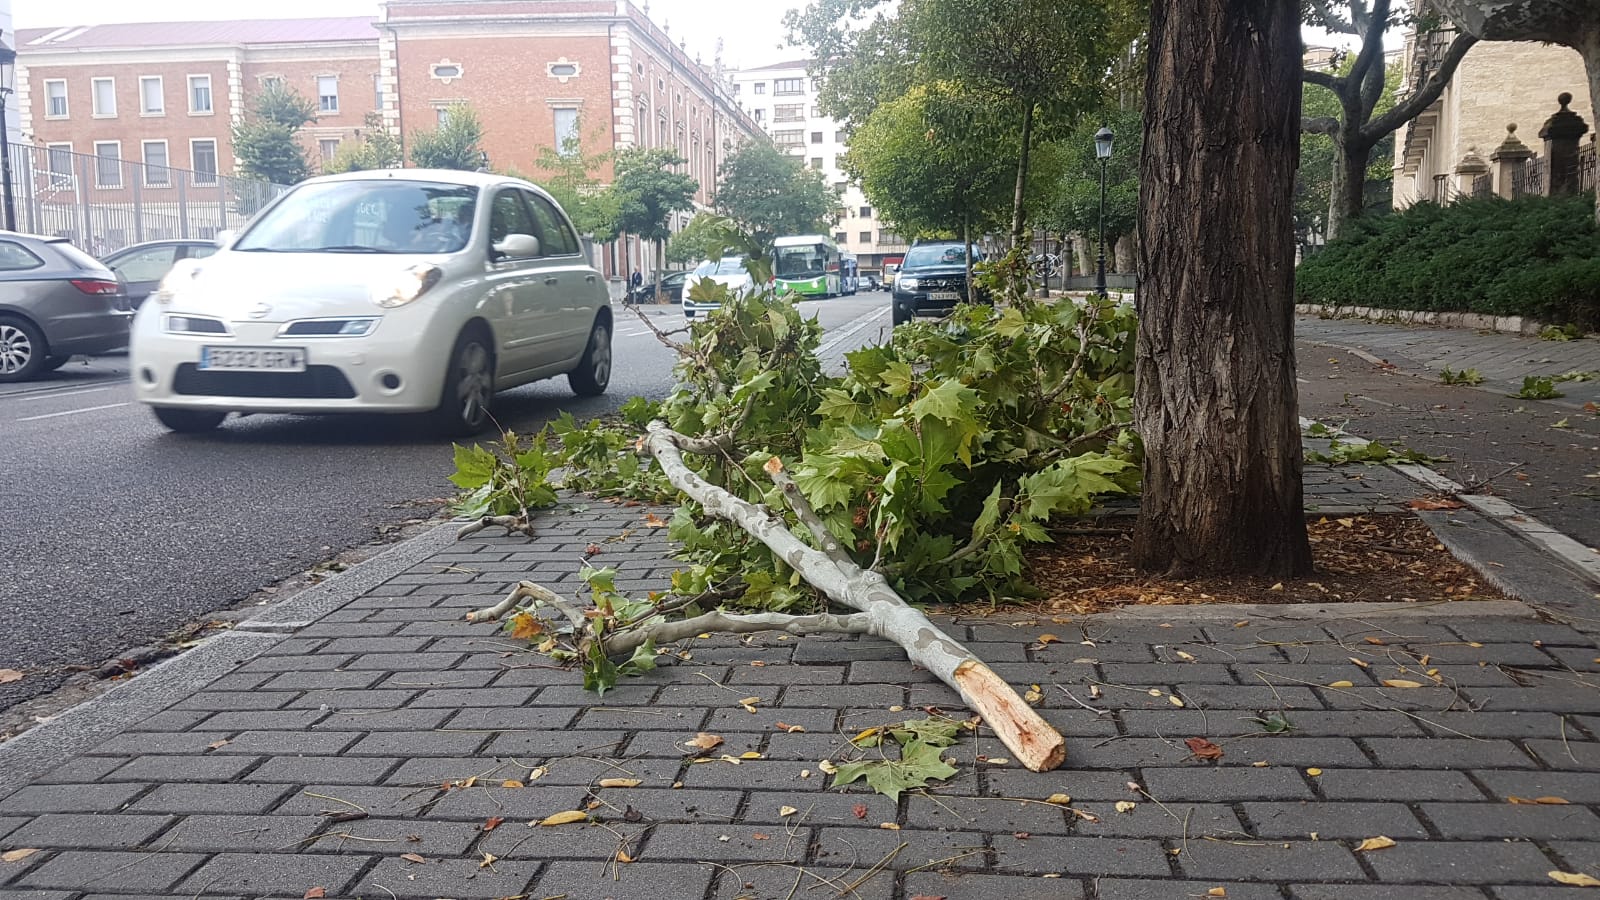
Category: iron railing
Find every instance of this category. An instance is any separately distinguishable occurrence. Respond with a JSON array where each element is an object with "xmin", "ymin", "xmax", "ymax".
[
  {"xmin": 2, "ymin": 143, "xmax": 289, "ymax": 256},
  {"xmin": 1580, "ymin": 142, "xmax": 1597, "ymax": 193},
  {"xmin": 1470, "ymin": 173, "xmax": 1492, "ymax": 200}
]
